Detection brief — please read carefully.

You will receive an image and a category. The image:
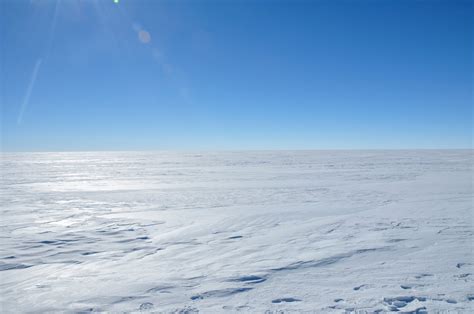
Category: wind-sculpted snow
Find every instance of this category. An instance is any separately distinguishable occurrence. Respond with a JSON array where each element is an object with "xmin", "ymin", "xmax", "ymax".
[{"xmin": 0, "ymin": 150, "xmax": 472, "ymax": 312}]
